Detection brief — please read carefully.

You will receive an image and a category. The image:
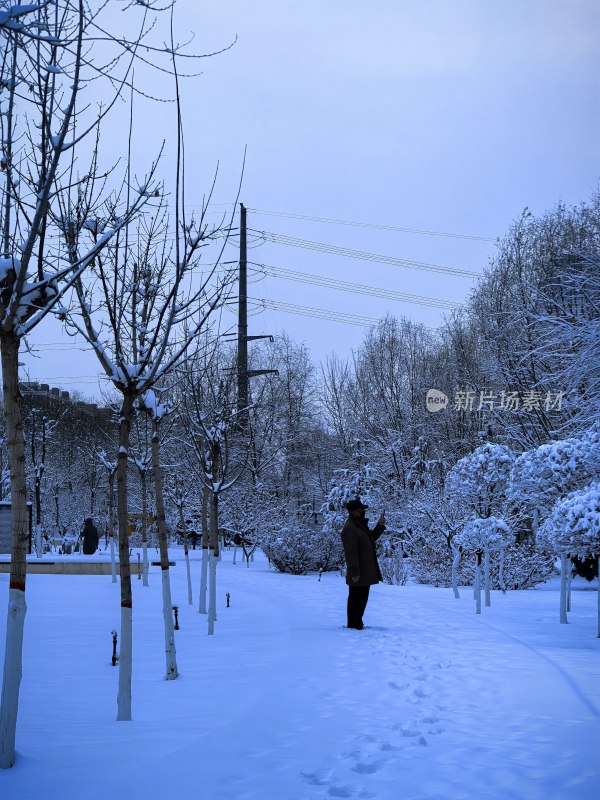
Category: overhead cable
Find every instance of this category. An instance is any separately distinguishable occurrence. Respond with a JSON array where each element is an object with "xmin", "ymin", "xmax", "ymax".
[
  {"xmin": 247, "ymin": 208, "xmax": 497, "ymax": 242},
  {"xmin": 251, "ymin": 298, "xmax": 381, "ymax": 328},
  {"xmin": 249, "ymin": 262, "xmax": 462, "ymax": 309},
  {"xmin": 248, "ymin": 230, "xmax": 480, "ymax": 278}
]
